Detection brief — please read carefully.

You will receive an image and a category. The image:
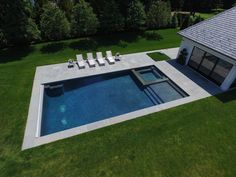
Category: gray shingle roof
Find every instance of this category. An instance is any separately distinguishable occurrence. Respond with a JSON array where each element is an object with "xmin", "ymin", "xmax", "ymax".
[{"xmin": 179, "ymin": 7, "xmax": 236, "ymax": 60}]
